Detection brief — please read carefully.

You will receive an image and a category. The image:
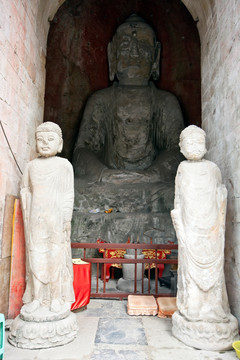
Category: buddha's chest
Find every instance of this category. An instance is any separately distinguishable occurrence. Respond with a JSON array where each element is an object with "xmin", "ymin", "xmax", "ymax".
[
  {"xmin": 111, "ymin": 87, "xmax": 154, "ymax": 165},
  {"xmin": 115, "ymin": 88, "xmax": 151, "ymax": 131}
]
